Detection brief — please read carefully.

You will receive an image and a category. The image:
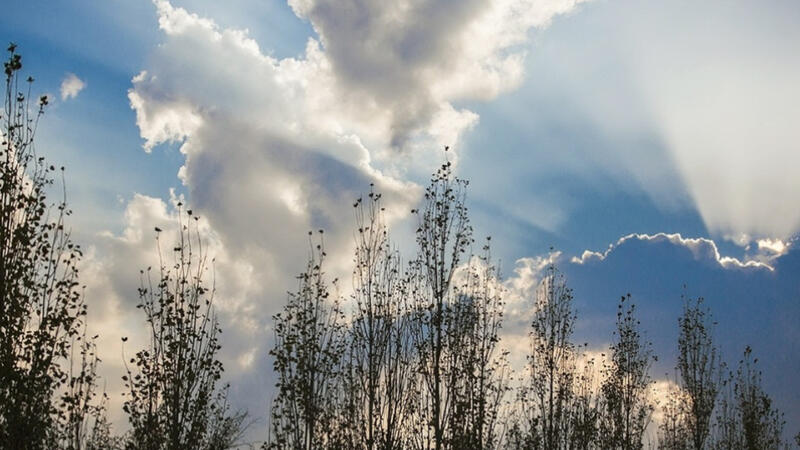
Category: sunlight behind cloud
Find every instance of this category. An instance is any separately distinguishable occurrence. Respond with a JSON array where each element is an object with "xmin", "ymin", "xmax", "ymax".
[{"xmin": 592, "ymin": 0, "xmax": 800, "ymax": 241}]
